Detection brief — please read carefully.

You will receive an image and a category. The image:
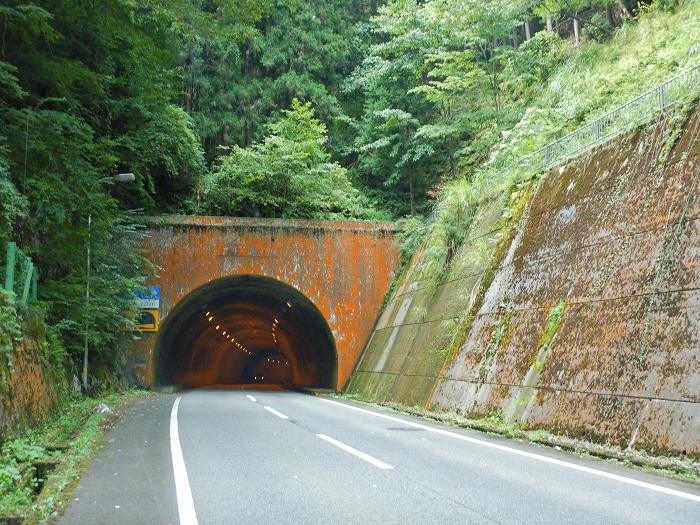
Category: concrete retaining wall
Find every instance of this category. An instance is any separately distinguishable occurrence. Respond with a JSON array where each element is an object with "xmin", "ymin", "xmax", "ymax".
[
  {"xmin": 349, "ymin": 105, "xmax": 700, "ymax": 455},
  {"xmin": 0, "ymin": 337, "xmax": 59, "ymax": 441}
]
